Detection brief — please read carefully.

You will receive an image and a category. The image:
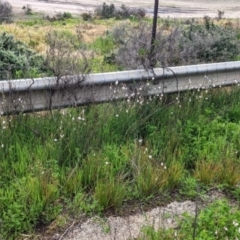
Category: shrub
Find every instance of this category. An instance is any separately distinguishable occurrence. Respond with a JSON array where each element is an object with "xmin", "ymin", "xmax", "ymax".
[
  {"xmin": 46, "ymin": 12, "xmax": 73, "ymax": 22},
  {"xmin": 62, "ymin": 12, "xmax": 72, "ymax": 19},
  {"xmin": 181, "ymin": 19, "xmax": 239, "ymax": 63},
  {"xmin": 111, "ymin": 21, "xmax": 181, "ymax": 69},
  {"xmin": 135, "ymin": 8, "xmax": 146, "ymax": 18},
  {"xmin": 115, "ymin": 4, "xmax": 146, "ymax": 20},
  {"xmin": 95, "ymin": 2, "xmax": 116, "ymax": 19},
  {"xmin": 44, "ymin": 30, "xmax": 92, "ymax": 78},
  {"xmin": 81, "ymin": 12, "xmax": 92, "ymax": 21},
  {"xmin": 22, "ymin": 4, "xmax": 33, "ymax": 15},
  {"xmin": 110, "ymin": 18, "xmax": 240, "ymax": 70},
  {"xmin": 0, "ymin": 32, "xmax": 44, "ymax": 80},
  {"xmin": 0, "ymin": 0, "xmax": 12, "ymax": 23},
  {"xmin": 94, "ymin": 3, "xmax": 146, "ymax": 20},
  {"xmin": 115, "ymin": 4, "xmax": 131, "ymax": 19},
  {"xmin": 217, "ymin": 10, "xmax": 224, "ymax": 20}
]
